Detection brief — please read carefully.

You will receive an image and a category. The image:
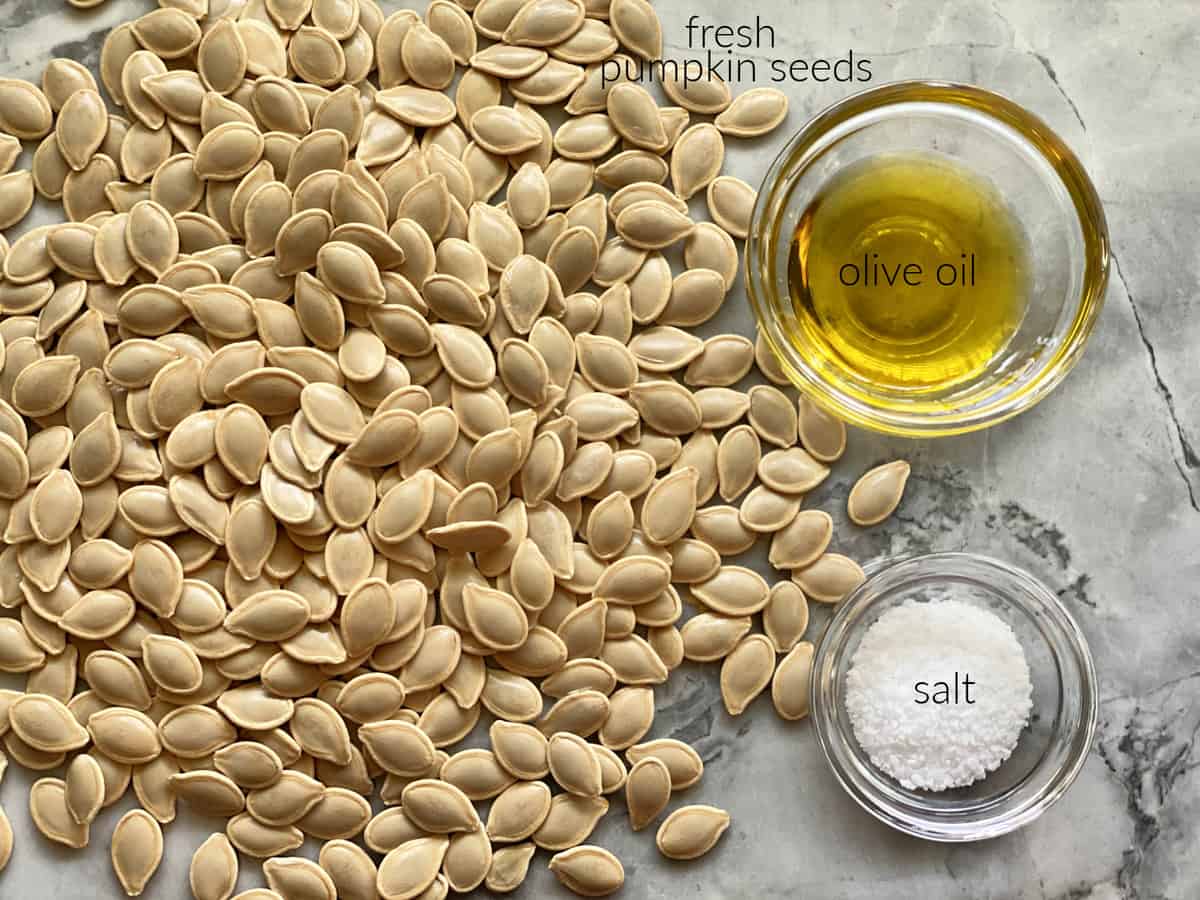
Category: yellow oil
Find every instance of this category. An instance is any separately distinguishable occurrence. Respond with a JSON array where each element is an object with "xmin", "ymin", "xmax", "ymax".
[{"xmin": 788, "ymin": 152, "xmax": 1030, "ymax": 393}]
